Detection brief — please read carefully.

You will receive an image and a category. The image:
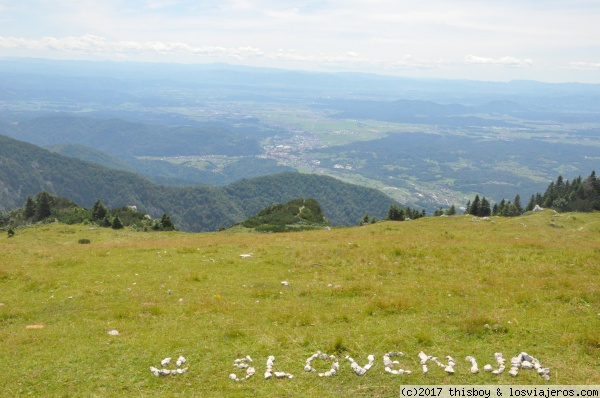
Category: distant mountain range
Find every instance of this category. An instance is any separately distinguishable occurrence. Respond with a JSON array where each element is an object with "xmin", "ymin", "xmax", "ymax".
[
  {"xmin": 0, "ymin": 134, "xmax": 398, "ymax": 231},
  {"xmin": 2, "ymin": 58, "xmax": 599, "ymax": 213}
]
